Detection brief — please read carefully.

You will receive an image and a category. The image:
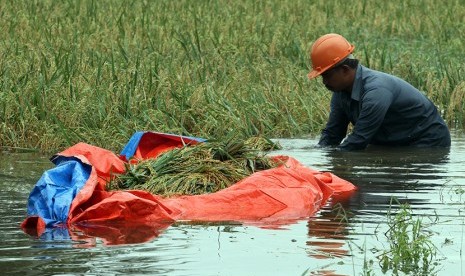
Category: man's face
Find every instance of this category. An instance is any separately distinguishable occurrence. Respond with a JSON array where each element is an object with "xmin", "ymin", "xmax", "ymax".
[{"xmin": 321, "ymin": 66, "xmax": 348, "ymax": 92}]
